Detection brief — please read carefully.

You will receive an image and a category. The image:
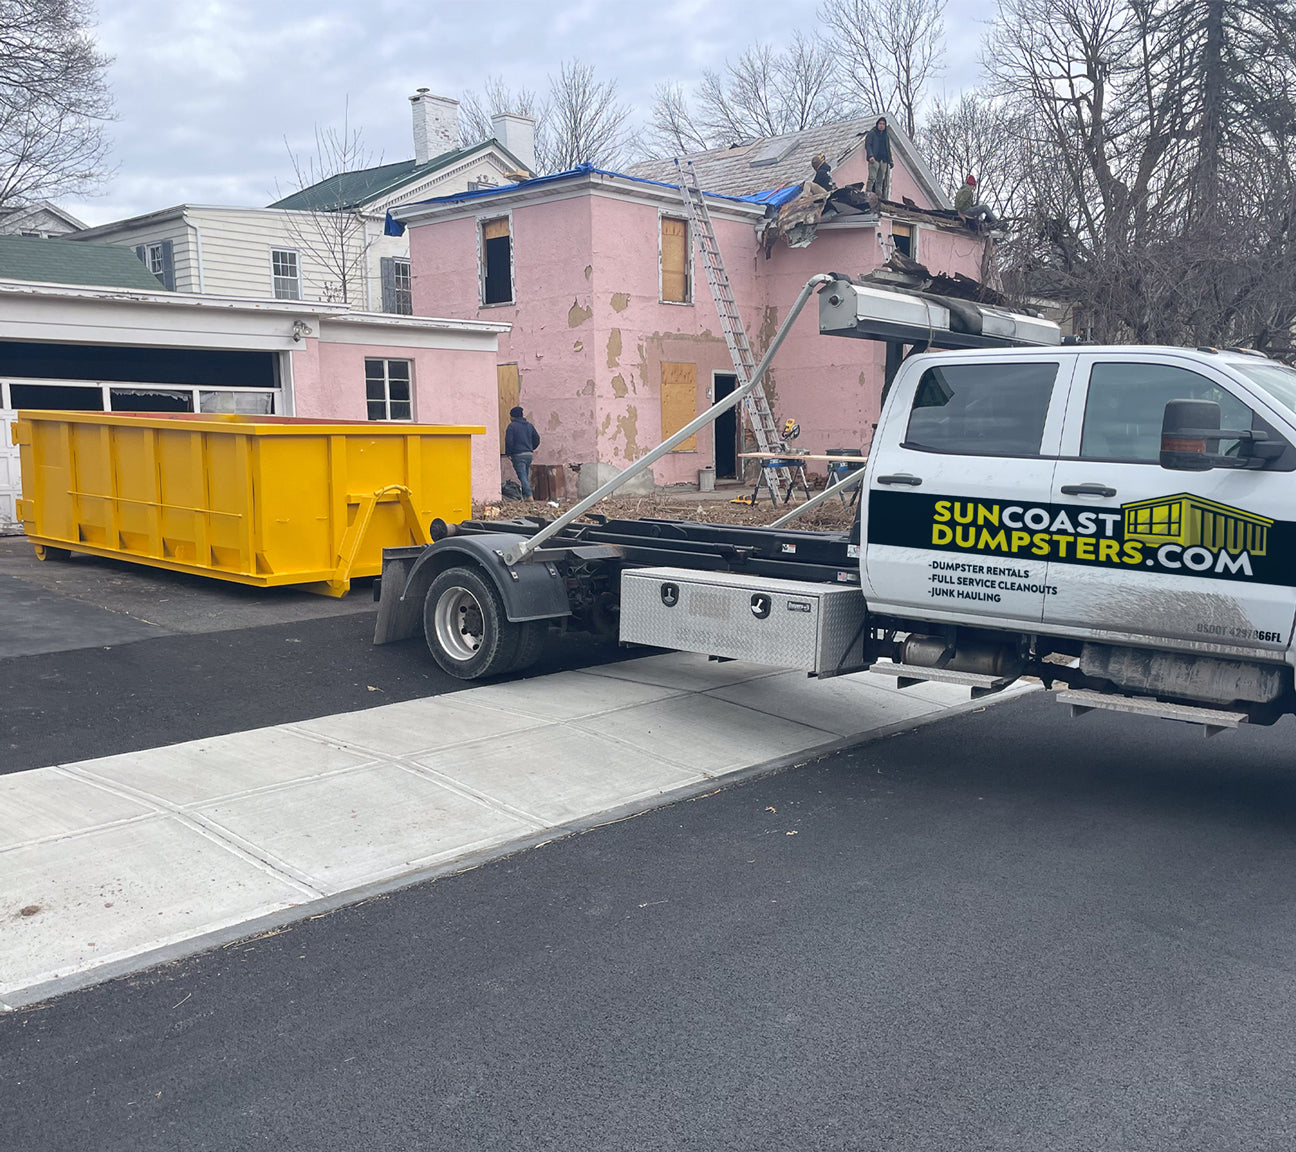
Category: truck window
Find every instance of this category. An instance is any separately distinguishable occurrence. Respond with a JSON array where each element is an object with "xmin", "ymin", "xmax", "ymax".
[
  {"xmin": 904, "ymin": 362, "xmax": 1057, "ymax": 456},
  {"xmin": 1079, "ymin": 363, "xmax": 1253, "ymax": 462}
]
